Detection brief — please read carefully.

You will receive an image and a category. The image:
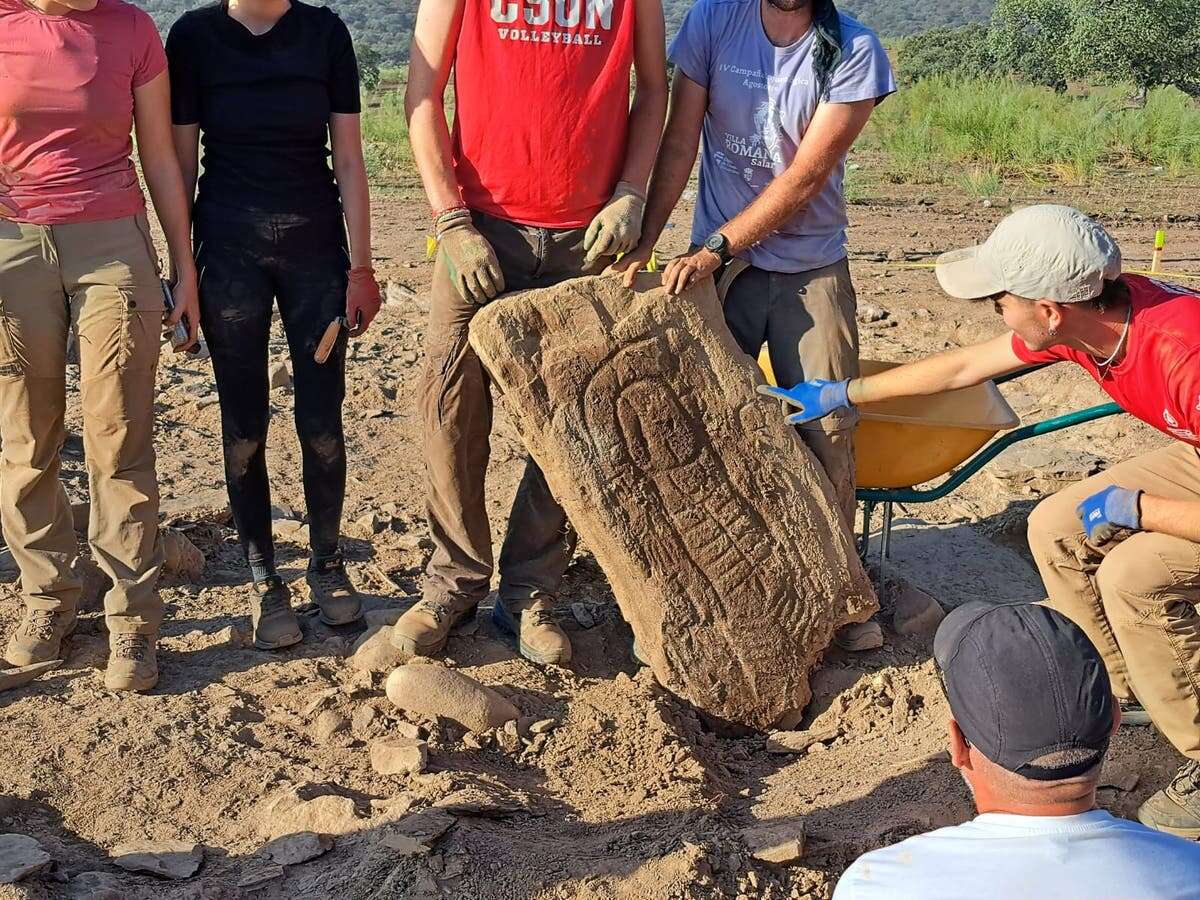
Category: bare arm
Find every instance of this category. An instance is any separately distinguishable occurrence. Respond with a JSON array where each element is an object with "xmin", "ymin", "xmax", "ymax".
[
  {"xmin": 848, "ymin": 333, "xmax": 1031, "ymax": 405},
  {"xmin": 1140, "ymin": 496, "xmax": 1200, "ymax": 542},
  {"xmin": 405, "ymin": 0, "xmax": 466, "ymax": 213},
  {"xmin": 133, "ymin": 70, "xmax": 199, "ymax": 348},
  {"xmin": 721, "ymin": 98, "xmax": 875, "ymax": 255},
  {"xmin": 331, "ymin": 113, "xmax": 372, "ymax": 268},
  {"xmin": 619, "ymin": 0, "xmax": 668, "ymax": 192},
  {"xmin": 613, "ymin": 70, "xmax": 708, "ymax": 285},
  {"xmin": 171, "ymin": 123, "xmax": 200, "ymax": 210}
]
